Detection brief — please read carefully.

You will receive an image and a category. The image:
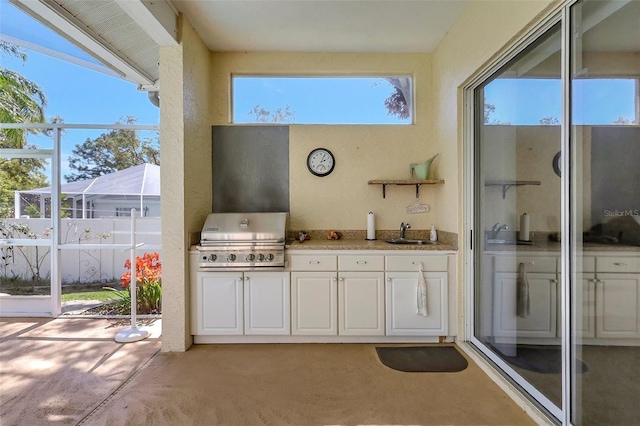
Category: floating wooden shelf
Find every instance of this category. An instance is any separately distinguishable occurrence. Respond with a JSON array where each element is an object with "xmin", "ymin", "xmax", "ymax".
[
  {"xmin": 368, "ymin": 179, "xmax": 445, "ymax": 198},
  {"xmin": 485, "ymin": 180, "xmax": 541, "ymax": 199}
]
